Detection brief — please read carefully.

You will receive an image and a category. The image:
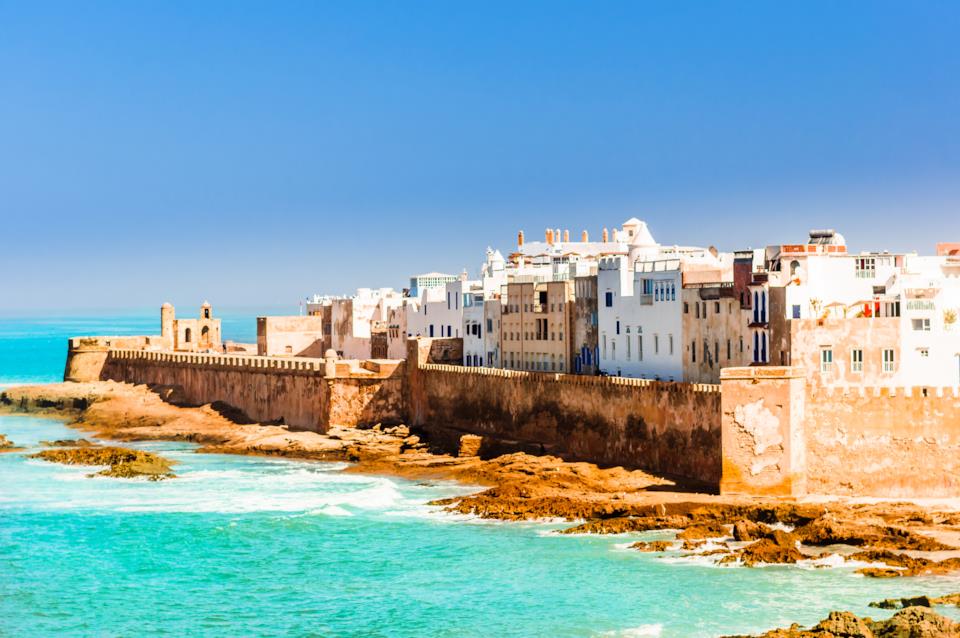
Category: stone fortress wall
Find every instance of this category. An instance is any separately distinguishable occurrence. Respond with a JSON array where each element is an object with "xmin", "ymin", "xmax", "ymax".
[
  {"xmin": 64, "ymin": 336, "xmax": 960, "ymax": 497},
  {"xmin": 406, "ymin": 338, "xmax": 722, "ymax": 485},
  {"xmin": 70, "ymin": 346, "xmax": 405, "ymax": 432}
]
